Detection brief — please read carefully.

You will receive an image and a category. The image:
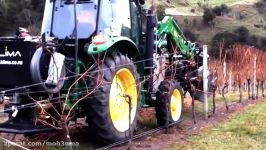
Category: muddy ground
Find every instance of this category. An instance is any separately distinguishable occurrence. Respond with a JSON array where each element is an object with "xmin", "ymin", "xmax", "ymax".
[{"xmin": 0, "ymin": 97, "xmax": 265, "ymax": 150}]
